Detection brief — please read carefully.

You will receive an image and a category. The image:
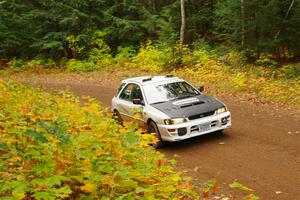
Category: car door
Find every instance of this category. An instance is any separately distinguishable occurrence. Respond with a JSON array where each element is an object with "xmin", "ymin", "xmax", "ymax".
[{"xmin": 117, "ymin": 83, "xmax": 145, "ymax": 126}]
